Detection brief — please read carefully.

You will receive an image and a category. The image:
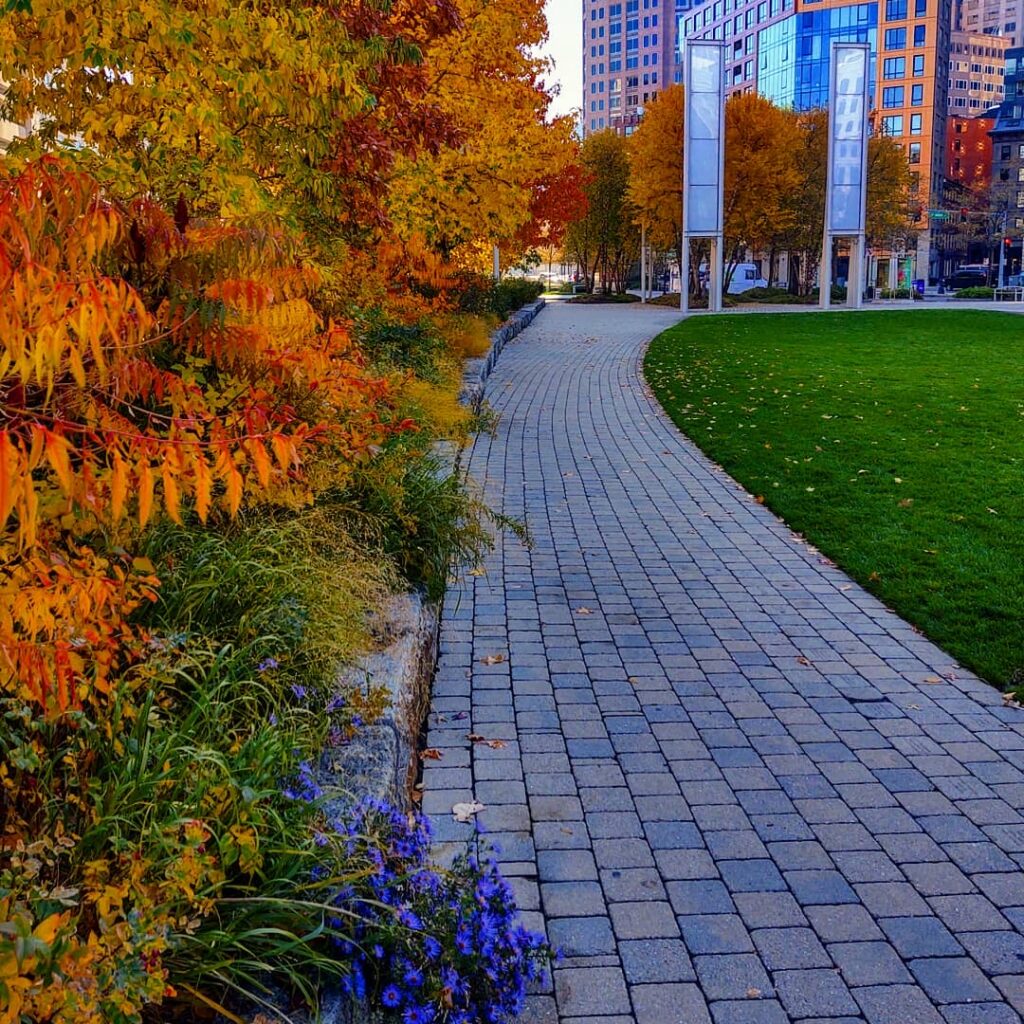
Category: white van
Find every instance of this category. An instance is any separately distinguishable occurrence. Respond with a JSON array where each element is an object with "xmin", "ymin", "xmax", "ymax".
[
  {"xmin": 728, "ymin": 263, "xmax": 769, "ymax": 294},
  {"xmin": 696, "ymin": 262, "xmax": 769, "ymax": 294}
]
